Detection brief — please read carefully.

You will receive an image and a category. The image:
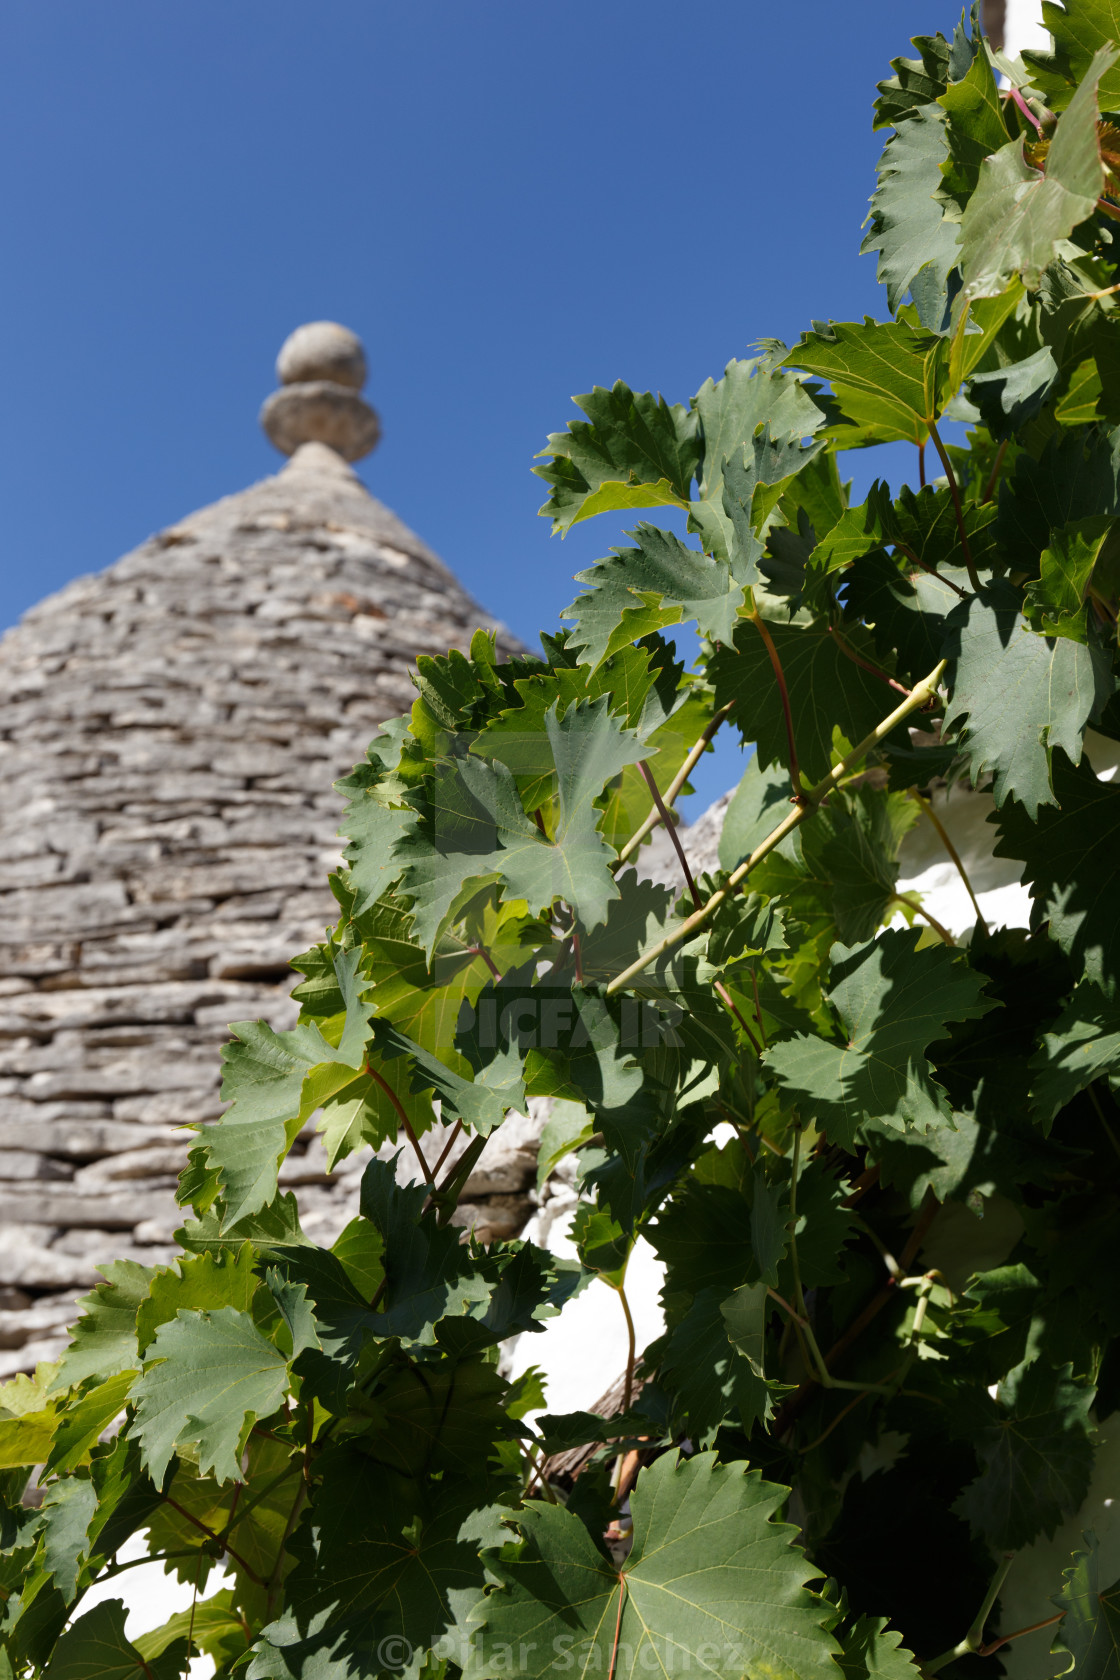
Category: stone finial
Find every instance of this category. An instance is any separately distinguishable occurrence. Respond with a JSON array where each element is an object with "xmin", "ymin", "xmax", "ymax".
[{"xmin": 260, "ymin": 322, "xmax": 381, "ymax": 462}]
